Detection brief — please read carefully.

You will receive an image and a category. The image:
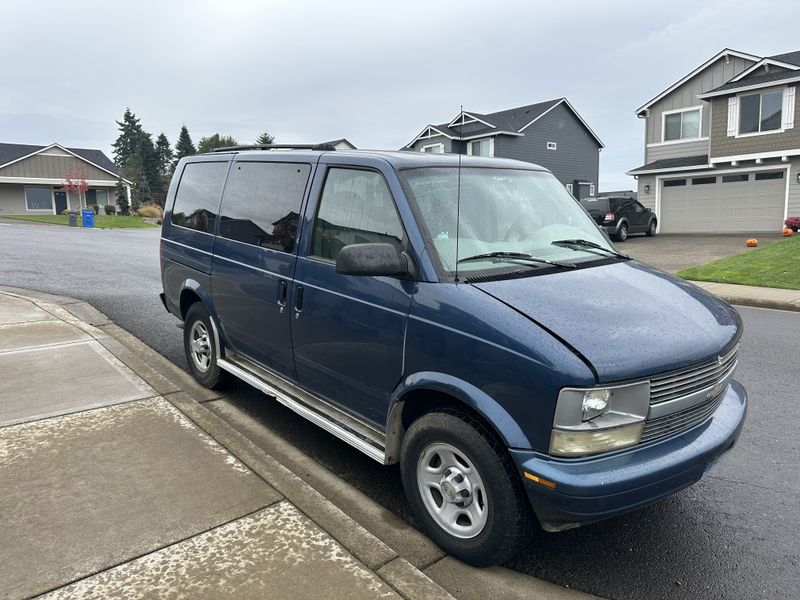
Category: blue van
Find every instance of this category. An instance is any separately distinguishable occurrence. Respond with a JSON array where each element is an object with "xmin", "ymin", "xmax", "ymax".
[{"xmin": 159, "ymin": 146, "xmax": 746, "ymax": 566}]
